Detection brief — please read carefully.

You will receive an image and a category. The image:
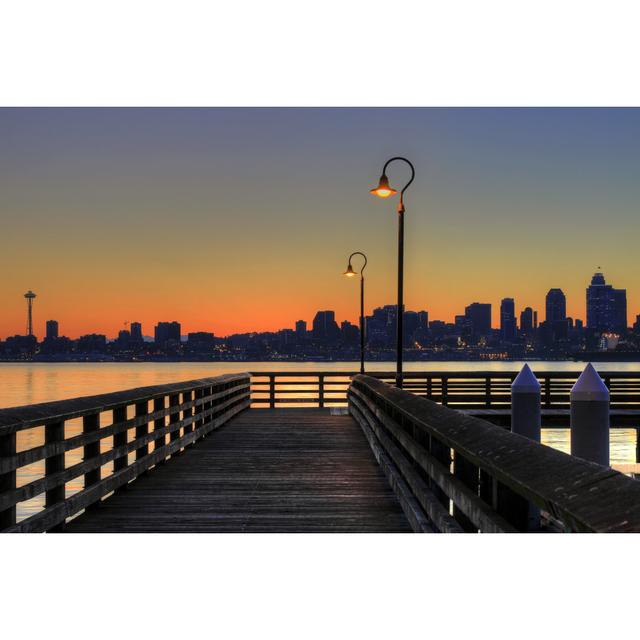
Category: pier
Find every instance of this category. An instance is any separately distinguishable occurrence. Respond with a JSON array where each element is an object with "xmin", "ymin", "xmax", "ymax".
[{"xmin": 1, "ymin": 371, "xmax": 639, "ymax": 533}]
